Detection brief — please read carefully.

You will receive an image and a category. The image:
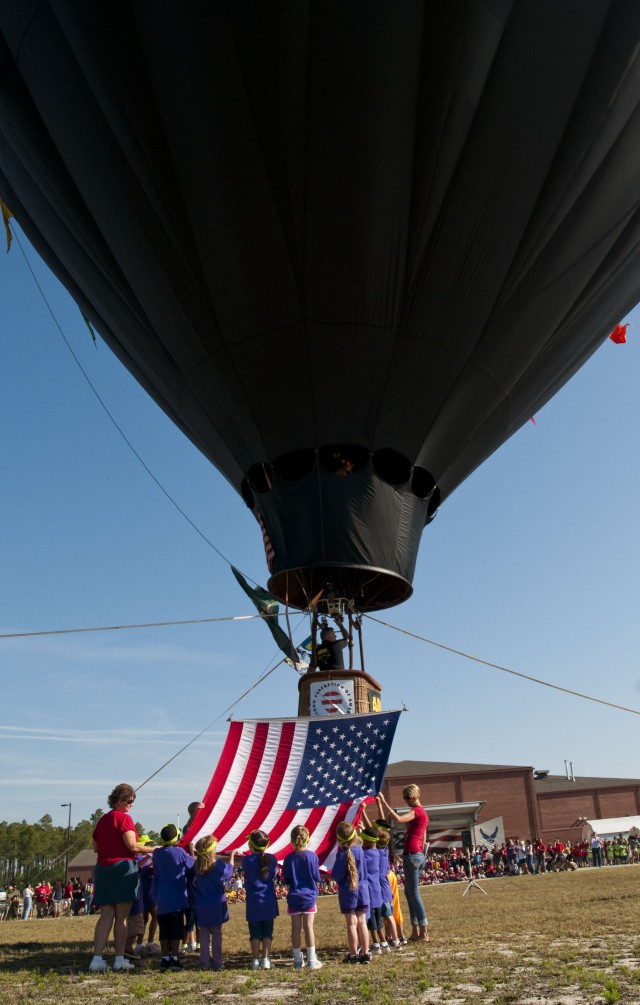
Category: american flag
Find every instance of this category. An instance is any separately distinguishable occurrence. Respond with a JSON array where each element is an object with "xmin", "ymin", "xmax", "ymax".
[{"xmin": 183, "ymin": 710, "xmax": 401, "ymax": 868}]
